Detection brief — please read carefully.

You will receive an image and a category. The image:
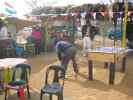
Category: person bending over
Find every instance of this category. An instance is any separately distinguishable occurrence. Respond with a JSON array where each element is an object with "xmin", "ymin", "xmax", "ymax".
[{"xmin": 55, "ymin": 40, "xmax": 78, "ymax": 78}]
